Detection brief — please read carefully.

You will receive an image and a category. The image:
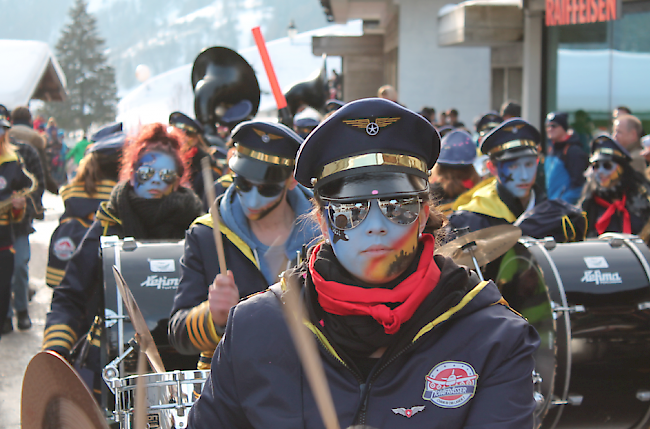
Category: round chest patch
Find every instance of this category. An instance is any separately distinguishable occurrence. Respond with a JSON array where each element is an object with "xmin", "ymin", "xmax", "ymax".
[
  {"xmin": 53, "ymin": 237, "xmax": 76, "ymax": 261},
  {"xmin": 0, "ymin": 176, "xmax": 6, "ymax": 191},
  {"xmin": 423, "ymin": 361, "xmax": 478, "ymax": 408}
]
